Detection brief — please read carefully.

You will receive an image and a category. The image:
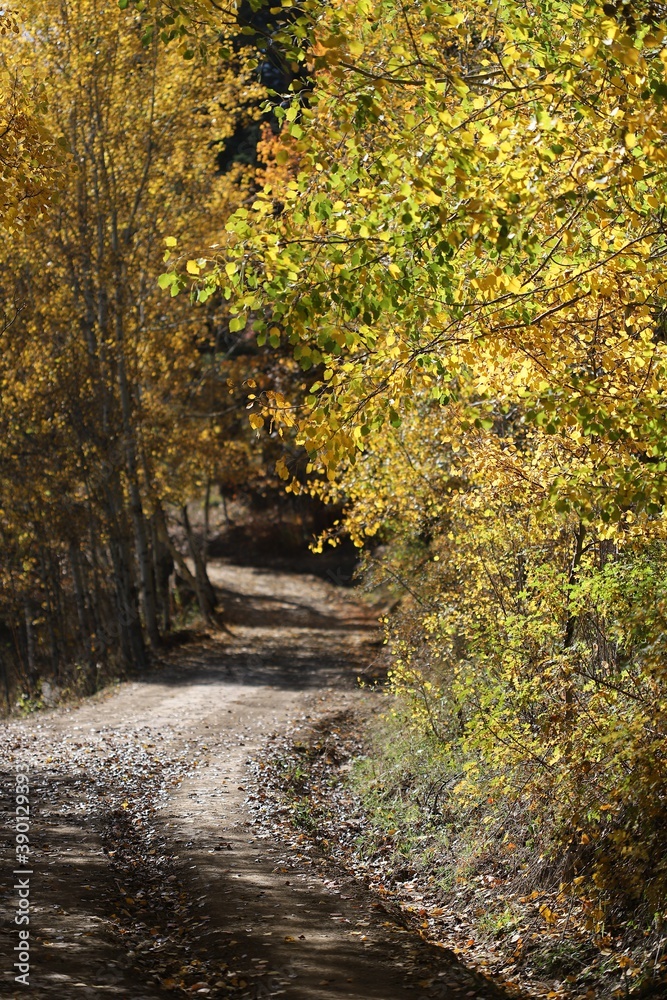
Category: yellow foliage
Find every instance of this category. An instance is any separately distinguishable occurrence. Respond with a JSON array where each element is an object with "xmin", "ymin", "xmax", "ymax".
[{"xmin": 0, "ymin": 0, "xmax": 263, "ymax": 668}]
